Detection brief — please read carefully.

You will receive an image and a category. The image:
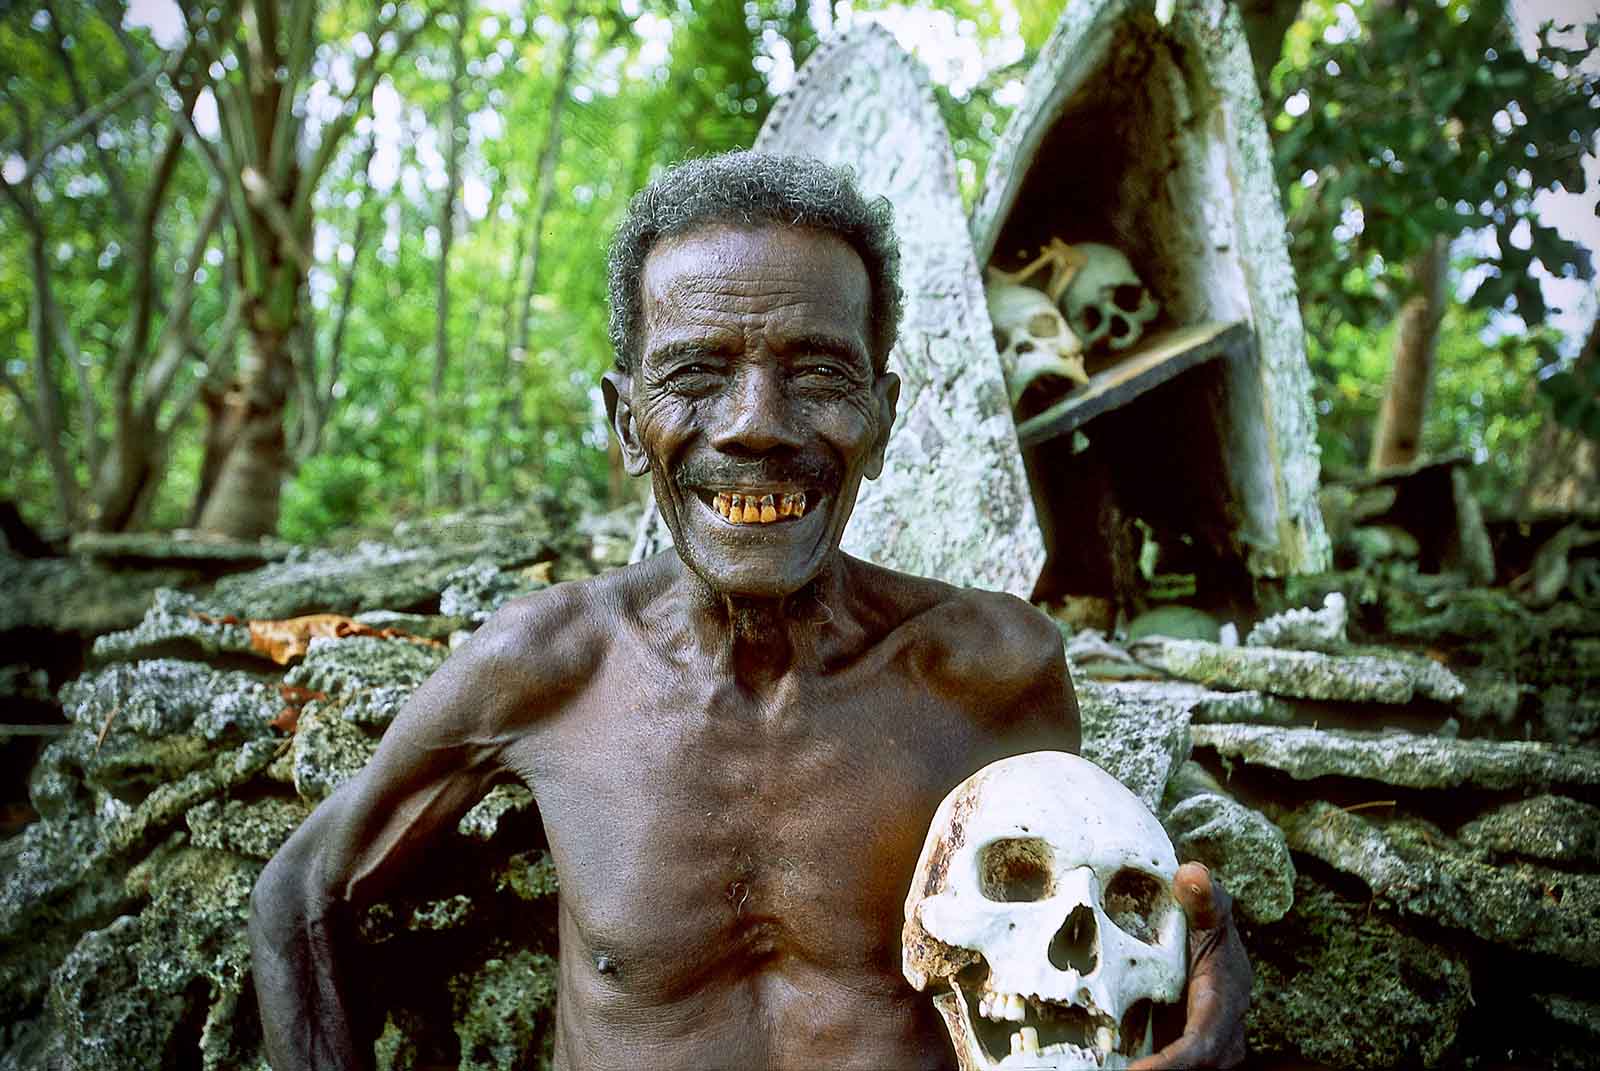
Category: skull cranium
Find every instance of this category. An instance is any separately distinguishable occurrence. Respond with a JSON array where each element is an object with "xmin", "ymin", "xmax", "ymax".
[
  {"xmin": 903, "ymin": 751, "xmax": 1186, "ymax": 1070},
  {"xmin": 985, "ymin": 278, "xmax": 1089, "ymax": 414},
  {"xmin": 1057, "ymin": 244, "xmax": 1160, "ymax": 354}
]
